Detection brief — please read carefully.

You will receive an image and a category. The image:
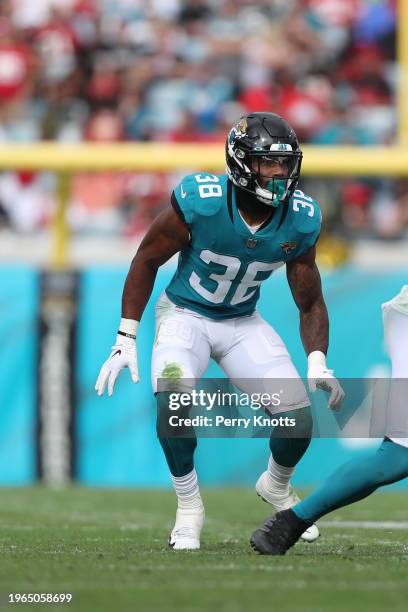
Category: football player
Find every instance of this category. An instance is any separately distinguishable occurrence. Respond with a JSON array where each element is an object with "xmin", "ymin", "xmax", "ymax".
[
  {"xmin": 250, "ymin": 285, "xmax": 408, "ymax": 555},
  {"xmin": 95, "ymin": 112, "xmax": 344, "ymax": 550}
]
